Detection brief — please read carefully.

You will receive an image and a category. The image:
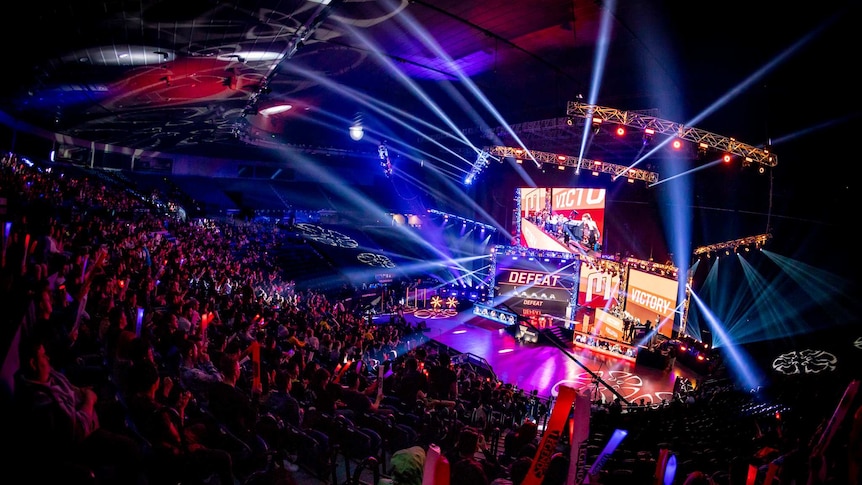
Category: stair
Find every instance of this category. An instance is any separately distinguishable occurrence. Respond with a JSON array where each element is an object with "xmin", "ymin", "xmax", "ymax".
[{"xmin": 539, "ymin": 325, "xmax": 574, "ymax": 349}]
